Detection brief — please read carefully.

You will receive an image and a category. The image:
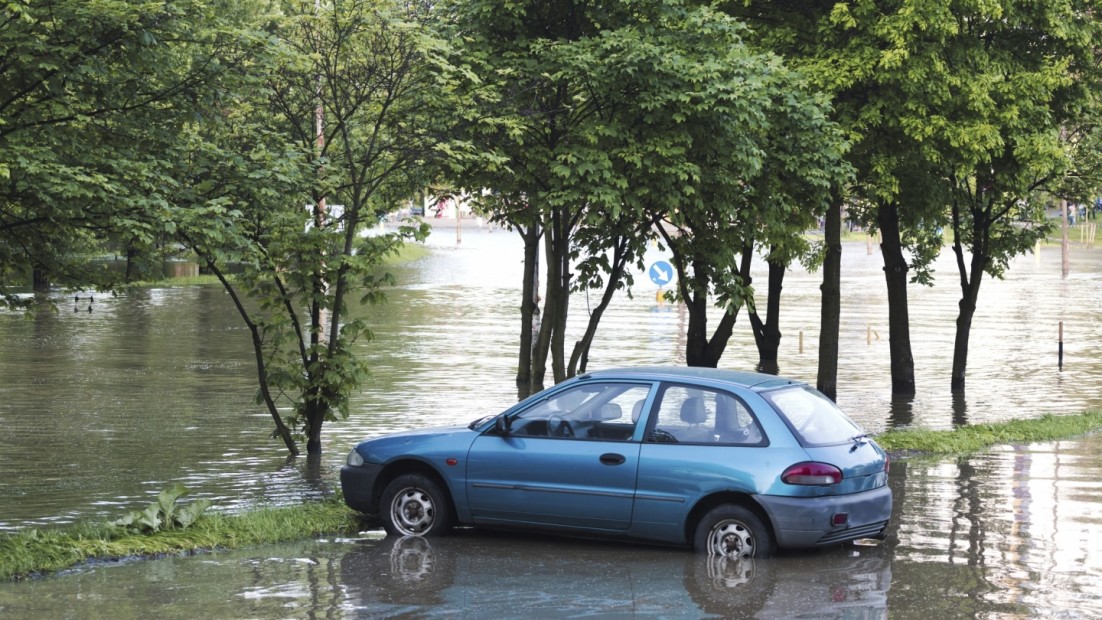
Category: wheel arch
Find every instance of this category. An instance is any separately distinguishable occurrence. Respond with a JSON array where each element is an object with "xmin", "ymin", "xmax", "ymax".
[
  {"xmin": 685, "ymin": 492, "xmax": 775, "ymax": 546},
  {"xmin": 376, "ymin": 458, "xmax": 458, "ymax": 523}
]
